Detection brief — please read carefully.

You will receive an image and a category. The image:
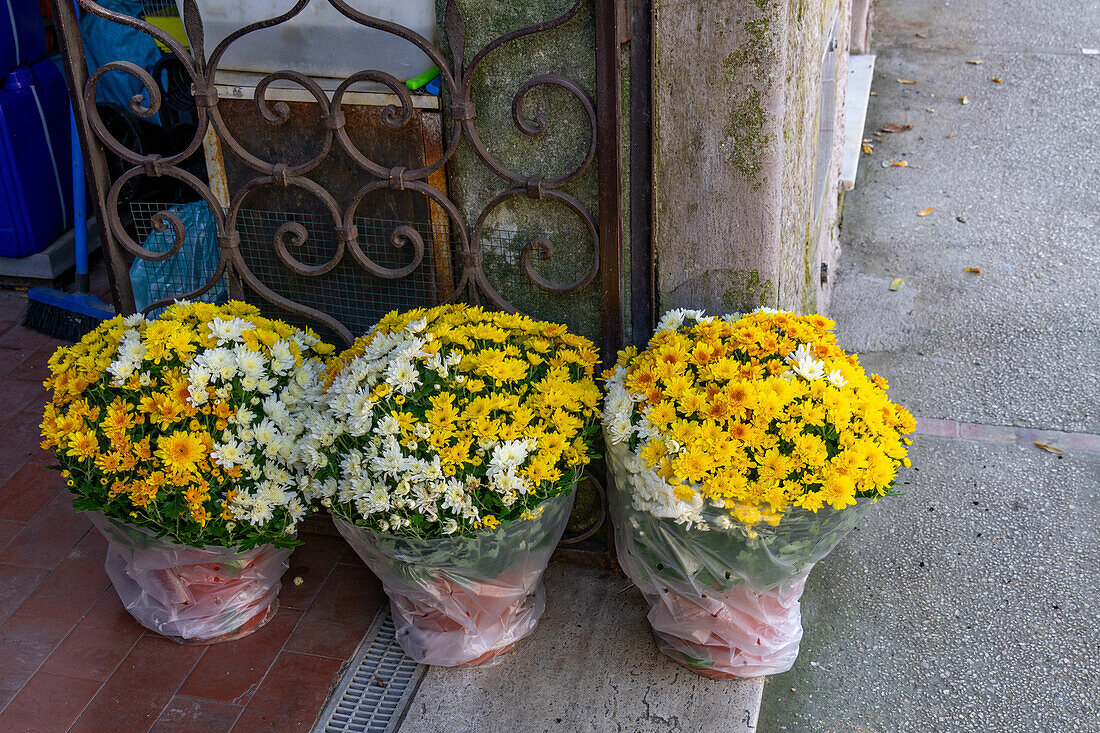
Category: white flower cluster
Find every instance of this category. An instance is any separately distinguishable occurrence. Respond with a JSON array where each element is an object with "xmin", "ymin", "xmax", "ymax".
[
  {"xmin": 603, "ymin": 364, "xmax": 708, "ymax": 528},
  {"xmin": 104, "ymin": 312, "xmax": 327, "ymax": 531},
  {"xmin": 786, "ymin": 342, "xmax": 847, "ymax": 387},
  {"xmin": 299, "ymin": 319, "xmax": 486, "ymax": 536}
]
